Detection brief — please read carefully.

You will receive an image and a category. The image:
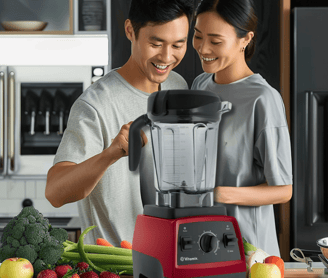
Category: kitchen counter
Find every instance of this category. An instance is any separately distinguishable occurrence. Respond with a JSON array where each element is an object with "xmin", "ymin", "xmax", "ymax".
[{"xmin": 285, "ymin": 262, "xmax": 327, "ymax": 277}]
